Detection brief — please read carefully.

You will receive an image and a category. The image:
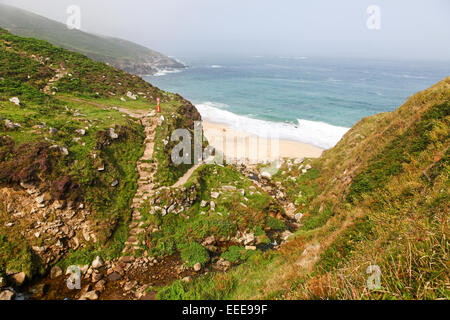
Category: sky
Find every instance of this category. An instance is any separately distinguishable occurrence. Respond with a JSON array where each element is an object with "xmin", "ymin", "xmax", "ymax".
[{"xmin": 1, "ymin": 0, "xmax": 449, "ymax": 61}]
